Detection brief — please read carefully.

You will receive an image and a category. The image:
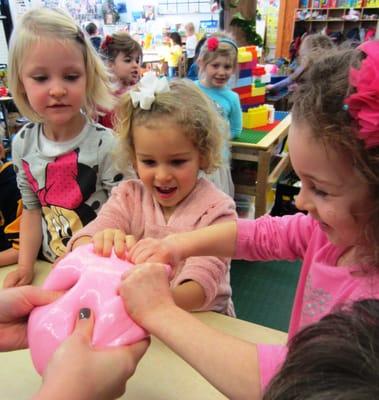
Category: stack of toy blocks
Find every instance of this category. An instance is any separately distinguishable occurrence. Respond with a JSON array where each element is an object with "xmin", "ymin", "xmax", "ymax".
[{"xmin": 233, "ymin": 47, "xmax": 274, "ymax": 129}]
